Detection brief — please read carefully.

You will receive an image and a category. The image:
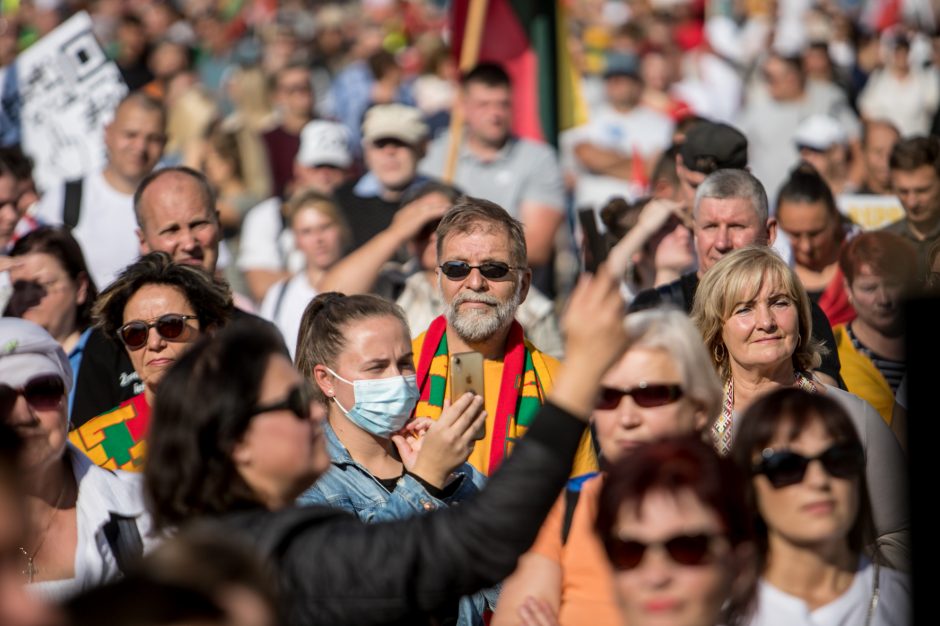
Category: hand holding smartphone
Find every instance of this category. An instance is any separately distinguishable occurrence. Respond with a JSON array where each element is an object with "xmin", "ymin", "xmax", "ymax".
[{"xmin": 450, "ymin": 351, "xmax": 486, "ymax": 440}]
